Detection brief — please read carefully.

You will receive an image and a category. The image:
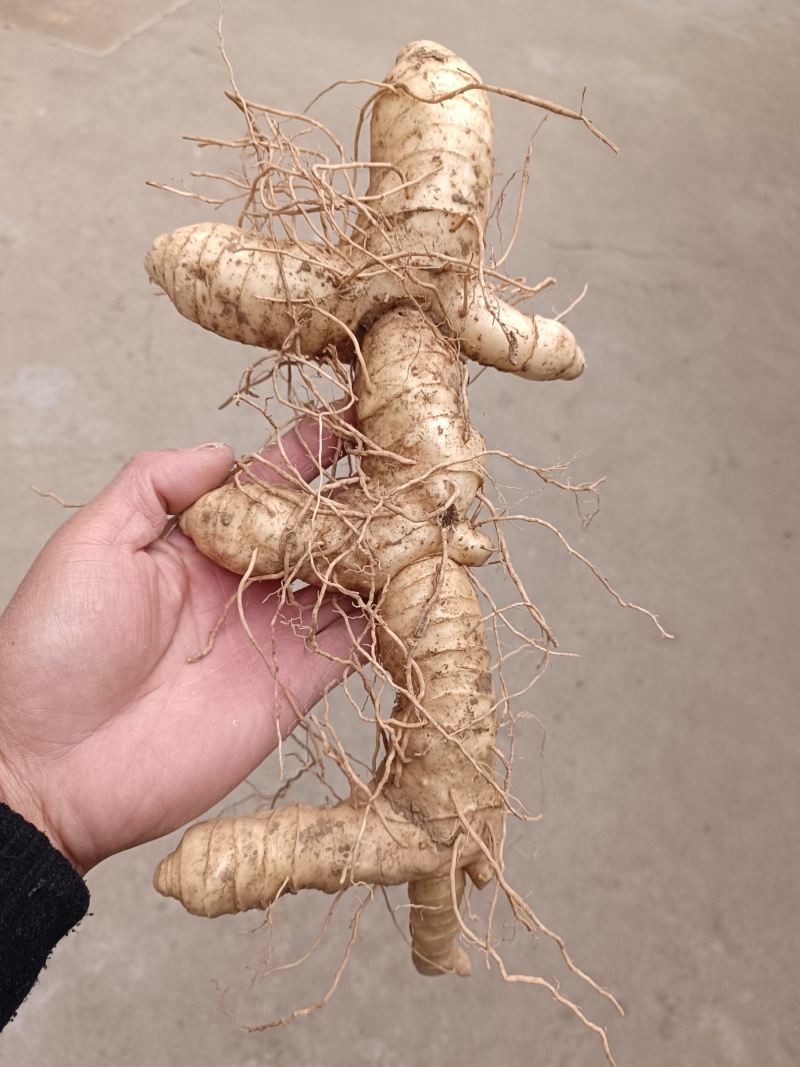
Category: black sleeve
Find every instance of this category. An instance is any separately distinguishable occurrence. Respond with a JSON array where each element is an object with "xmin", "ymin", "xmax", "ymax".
[{"xmin": 0, "ymin": 802, "xmax": 90, "ymax": 1029}]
